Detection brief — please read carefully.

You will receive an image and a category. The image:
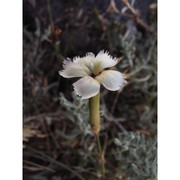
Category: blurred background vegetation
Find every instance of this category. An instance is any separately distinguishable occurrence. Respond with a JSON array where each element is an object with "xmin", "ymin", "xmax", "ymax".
[{"xmin": 23, "ymin": 0, "xmax": 157, "ymax": 179}]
